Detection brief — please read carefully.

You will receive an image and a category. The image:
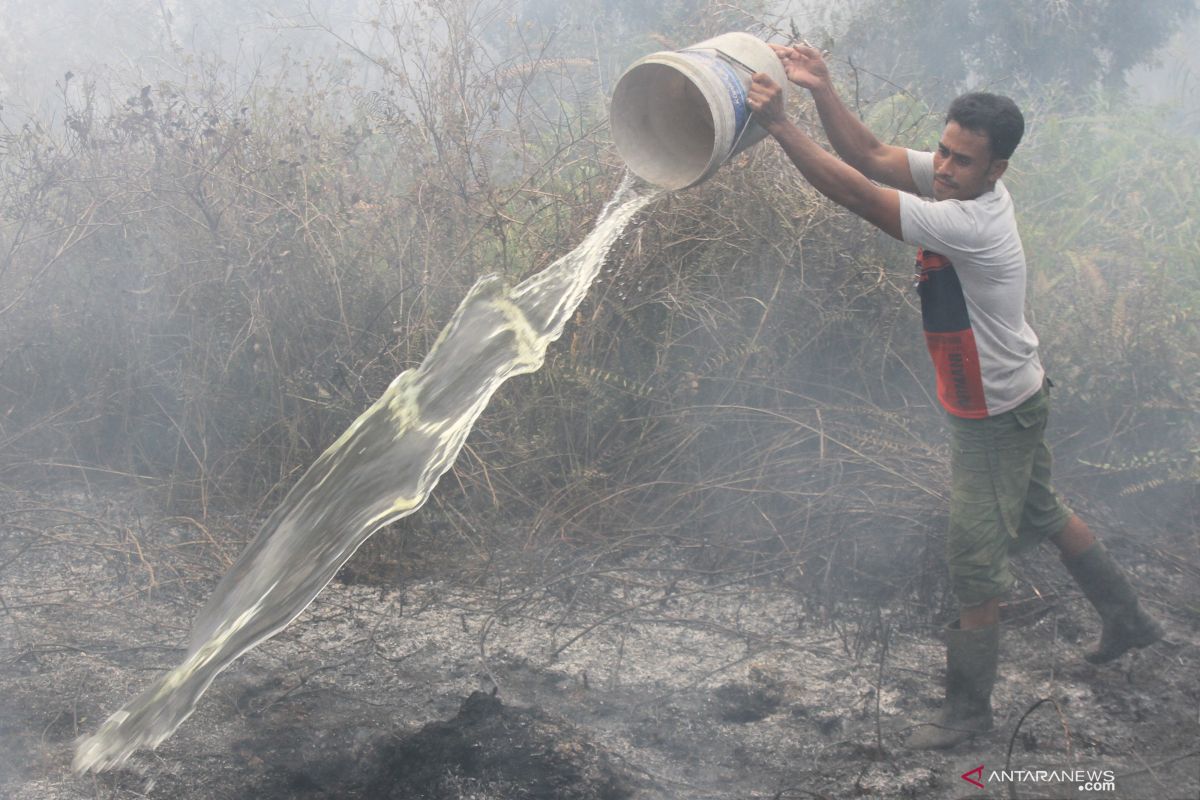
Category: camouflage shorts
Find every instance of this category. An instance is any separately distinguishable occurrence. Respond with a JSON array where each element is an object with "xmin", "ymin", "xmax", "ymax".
[{"xmin": 945, "ymin": 381, "xmax": 1073, "ymax": 607}]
